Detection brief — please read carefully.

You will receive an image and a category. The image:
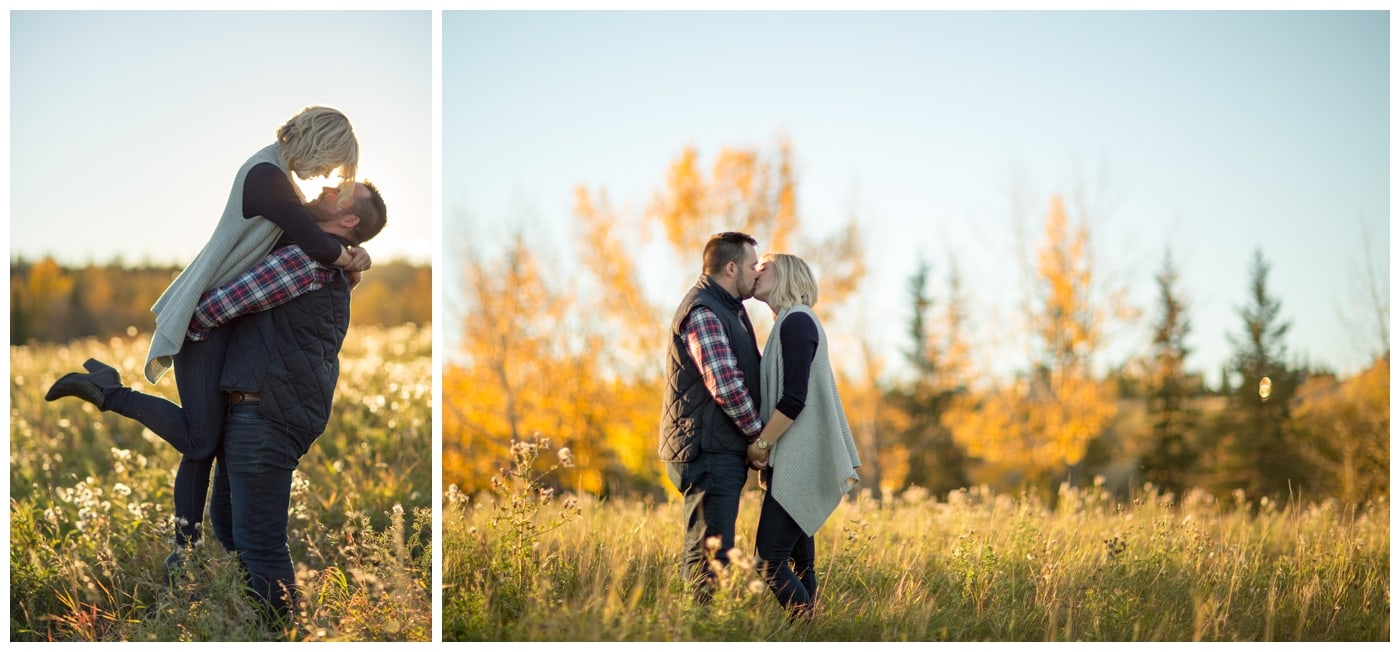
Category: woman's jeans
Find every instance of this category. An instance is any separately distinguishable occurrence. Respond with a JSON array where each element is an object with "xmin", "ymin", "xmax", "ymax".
[
  {"xmin": 755, "ymin": 489, "xmax": 818, "ymax": 614},
  {"xmin": 207, "ymin": 403, "xmax": 310, "ymax": 622},
  {"xmin": 102, "ymin": 330, "xmax": 229, "ymax": 545}
]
